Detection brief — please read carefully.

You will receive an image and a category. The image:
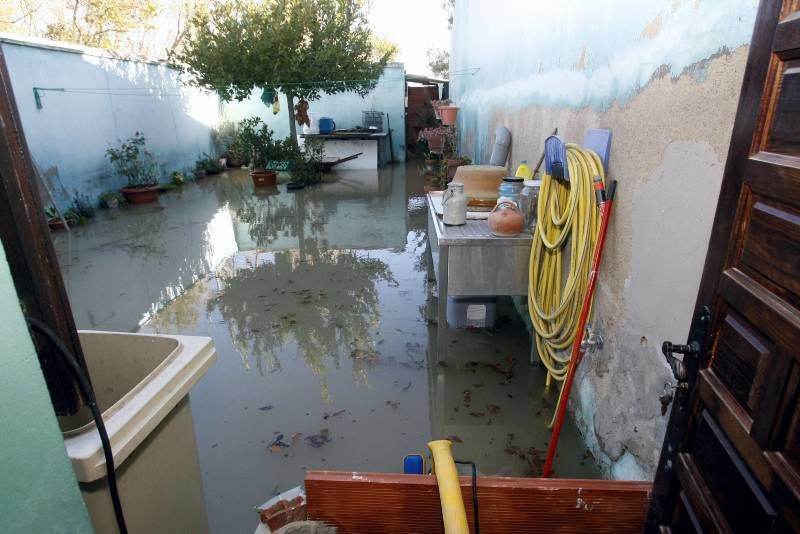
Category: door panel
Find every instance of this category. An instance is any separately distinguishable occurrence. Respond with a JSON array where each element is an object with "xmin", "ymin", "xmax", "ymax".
[{"xmin": 647, "ymin": 1, "xmax": 800, "ymax": 531}]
